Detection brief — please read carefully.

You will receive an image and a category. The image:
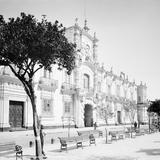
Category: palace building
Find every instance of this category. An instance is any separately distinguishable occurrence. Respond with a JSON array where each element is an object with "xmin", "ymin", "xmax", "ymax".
[{"xmin": 0, "ymin": 20, "xmax": 148, "ymax": 131}]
